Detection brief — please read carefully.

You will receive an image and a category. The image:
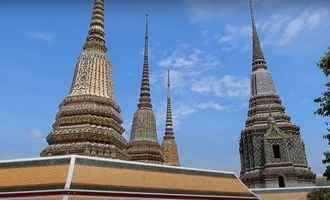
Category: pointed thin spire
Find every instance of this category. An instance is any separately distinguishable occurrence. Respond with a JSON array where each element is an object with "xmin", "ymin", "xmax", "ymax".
[
  {"xmin": 84, "ymin": 0, "xmax": 106, "ymax": 50},
  {"xmin": 162, "ymin": 70, "xmax": 180, "ymax": 166},
  {"xmin": 167, "ymin": 69, "xmax": 171, "ymax": 98},
  {"xmin": 249, "ymin": 0, "xmax": 267, "ymax": 71},
  {"xmin": 138, "ymin": 14, "xmax": 152, "ymax": 109},
  {"xmin": 165, "ymin": 69, "xmax": 174, "ymax": 135}
]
